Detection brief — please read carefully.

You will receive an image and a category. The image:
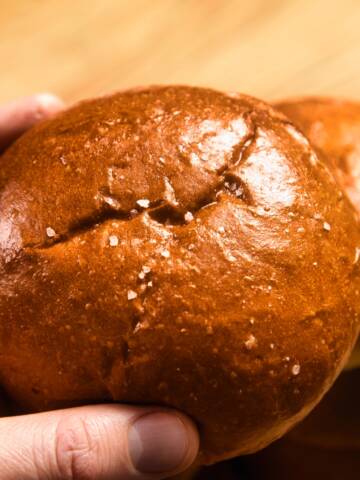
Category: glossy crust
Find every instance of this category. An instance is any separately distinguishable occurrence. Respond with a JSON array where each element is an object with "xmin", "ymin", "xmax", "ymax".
[
  {"xmin": 276, "ymin": 97, "xmax": 360, "ymax": 369},
  {"xmin": 1, "ymin": 86, "xmax": 360, "ymax": 463},
  {"xmin": 275, "ymin": 97, "xmax": 360, "ymax": 214}
]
